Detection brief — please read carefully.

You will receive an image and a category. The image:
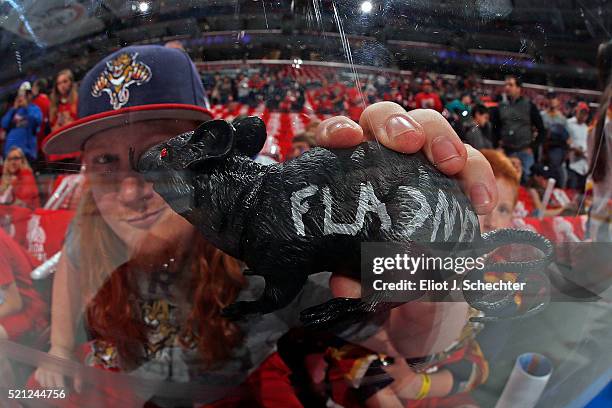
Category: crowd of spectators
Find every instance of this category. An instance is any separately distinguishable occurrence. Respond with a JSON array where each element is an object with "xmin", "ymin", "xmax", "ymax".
[
  {"xmin": 0, "ymin": 42, "xmax": 609, "ymax": 407},
  {"xmin": 204, "ymin": 65, "xmax": 595, "ymax": 219},
  {"xmin": 0, "ymin": 62, "xmax": 600, "ymax": 217}
]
